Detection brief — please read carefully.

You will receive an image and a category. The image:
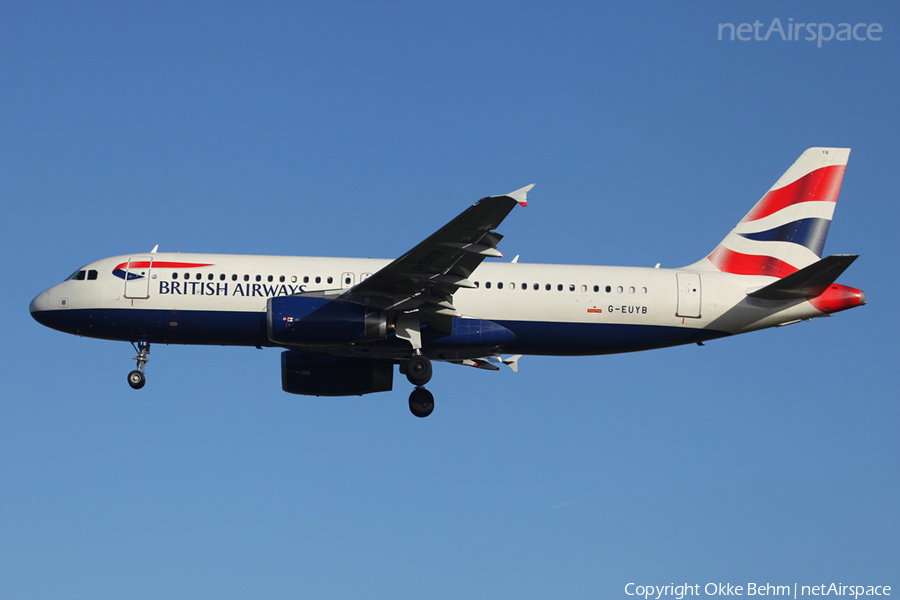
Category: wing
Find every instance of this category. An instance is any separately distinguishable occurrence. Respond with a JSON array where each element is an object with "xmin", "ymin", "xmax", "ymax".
[{"xmin": 342, "ymin": 184, "xmax": 534, "ymax": 316}]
